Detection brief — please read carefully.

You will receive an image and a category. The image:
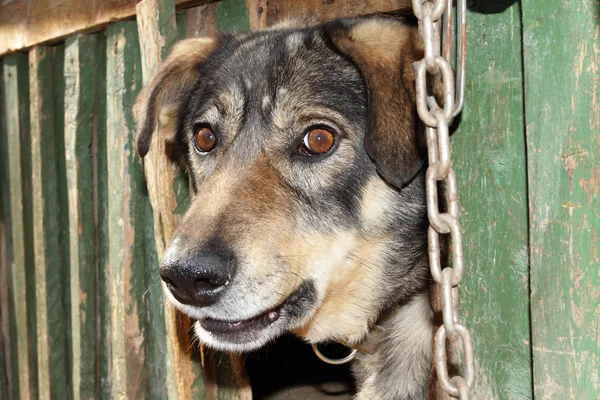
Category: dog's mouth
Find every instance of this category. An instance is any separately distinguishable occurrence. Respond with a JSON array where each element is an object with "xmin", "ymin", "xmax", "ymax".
[
  {"xmin": 200, "ymin": 309, "xmax": 280, "ymax": 334},
  {"xmin": 195, "ymin": 280, "xmax": 316, "ymax": 351}
]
